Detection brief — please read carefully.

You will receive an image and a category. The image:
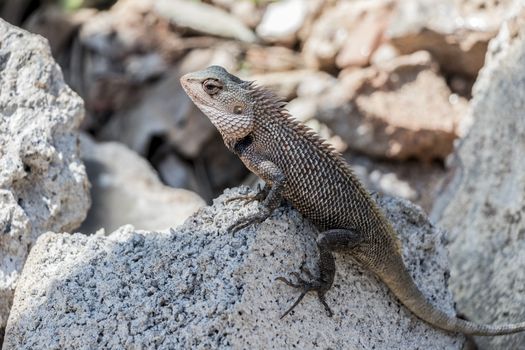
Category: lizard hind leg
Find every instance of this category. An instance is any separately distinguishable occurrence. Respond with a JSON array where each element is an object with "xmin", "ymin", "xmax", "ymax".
[
  {"xmin": 276, "ymin": 229, "xmax": 363, "ymax": 318},
  {"xmin": 275, "ymin": 265, "xmax": 333, "ymax": 319}
]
